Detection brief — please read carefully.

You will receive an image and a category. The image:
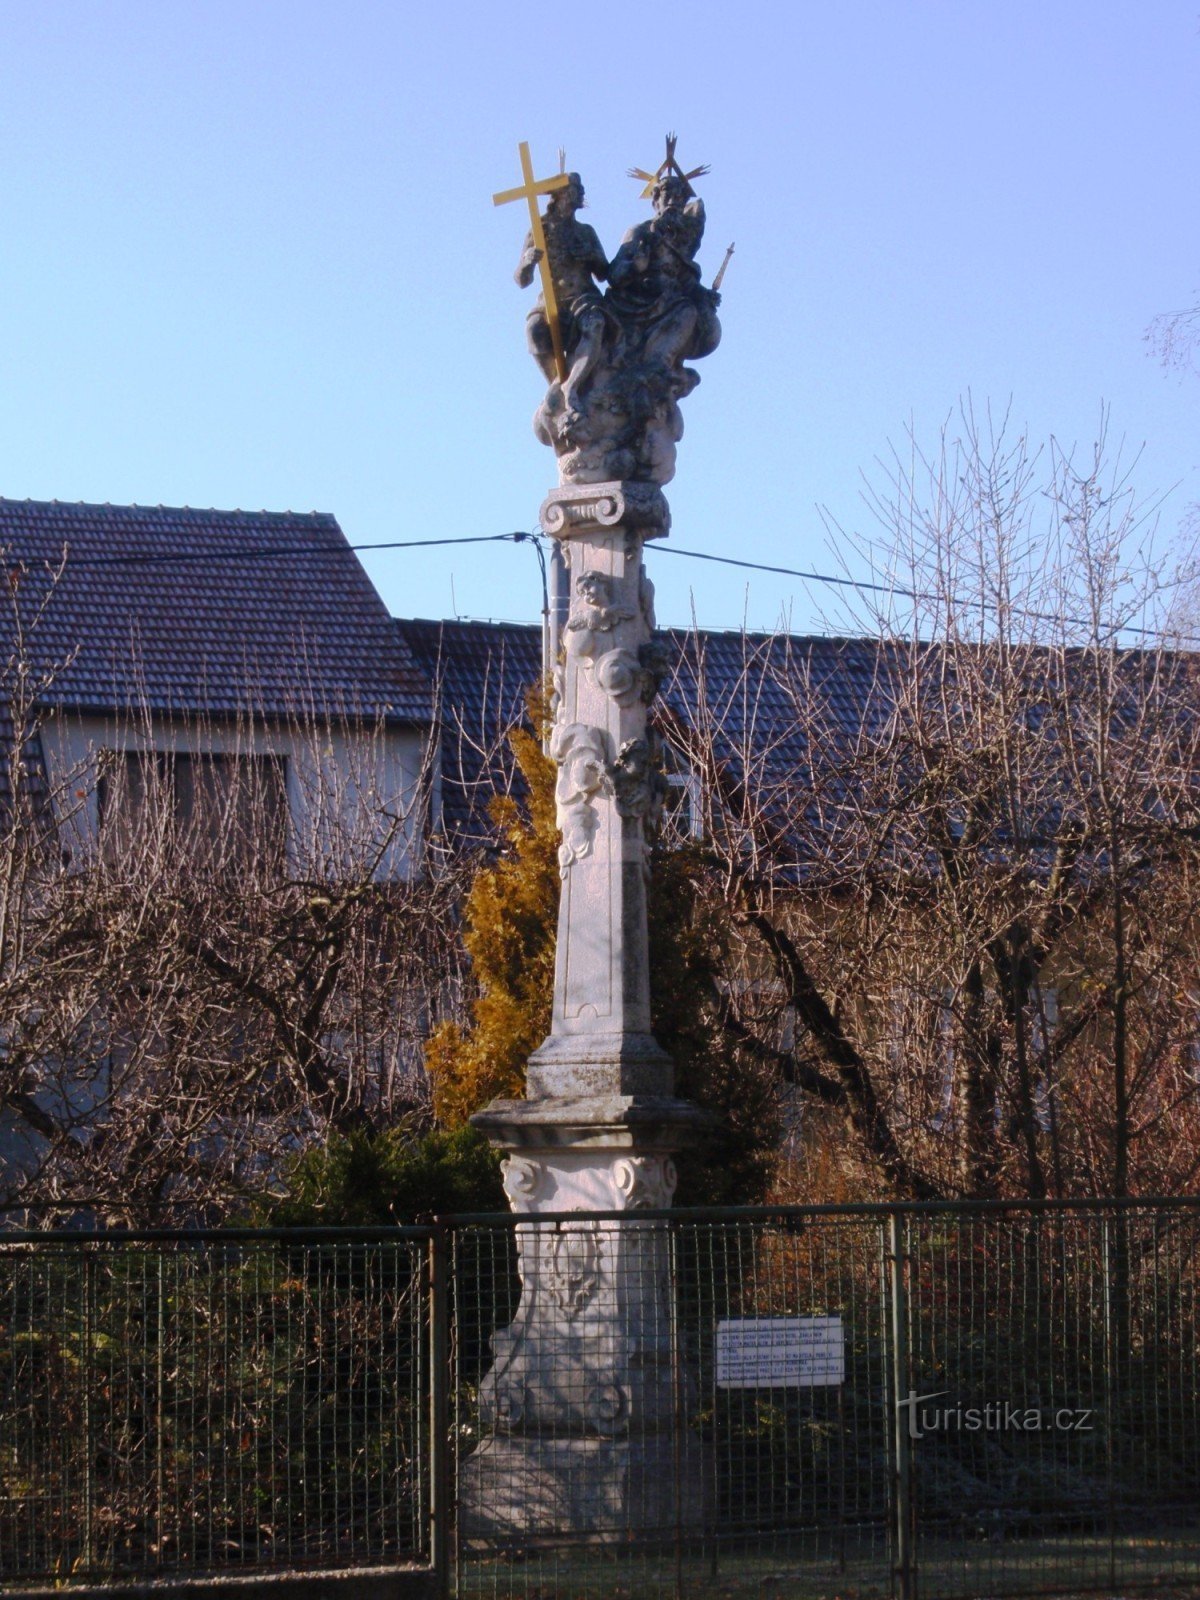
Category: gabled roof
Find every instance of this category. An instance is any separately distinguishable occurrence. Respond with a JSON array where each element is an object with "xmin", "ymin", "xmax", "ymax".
[
  {"xmin": 396, "ymin": 618, "xmax": 544, "ymax": 838},
  {"xmin": 393, "ymin": 617, "xmax": 1200, "ymax": 868},
  {"xmin": 393, "ymin": 616, "xmax": 899, "ymax": 844},
  {"xmin": 0, "ymin": 499, "xmax": 430, "ymax": 725}
]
